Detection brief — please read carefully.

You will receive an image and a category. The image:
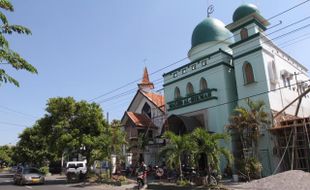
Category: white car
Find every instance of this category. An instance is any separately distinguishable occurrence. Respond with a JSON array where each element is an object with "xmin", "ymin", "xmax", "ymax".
[{"xmin": 65, "ymin": 161, "xmax": 87, "ymax": 174}]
